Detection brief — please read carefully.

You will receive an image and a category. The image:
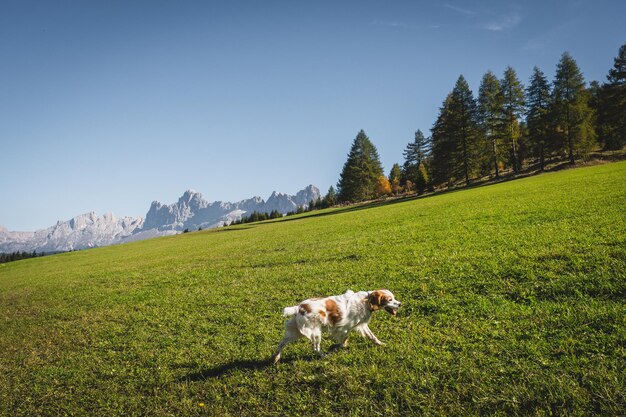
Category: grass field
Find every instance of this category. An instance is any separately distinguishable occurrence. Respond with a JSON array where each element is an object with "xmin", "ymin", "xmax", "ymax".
[{"xmin": 1, "ymin": 162, "xmax": 625, "ymax": 416}]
